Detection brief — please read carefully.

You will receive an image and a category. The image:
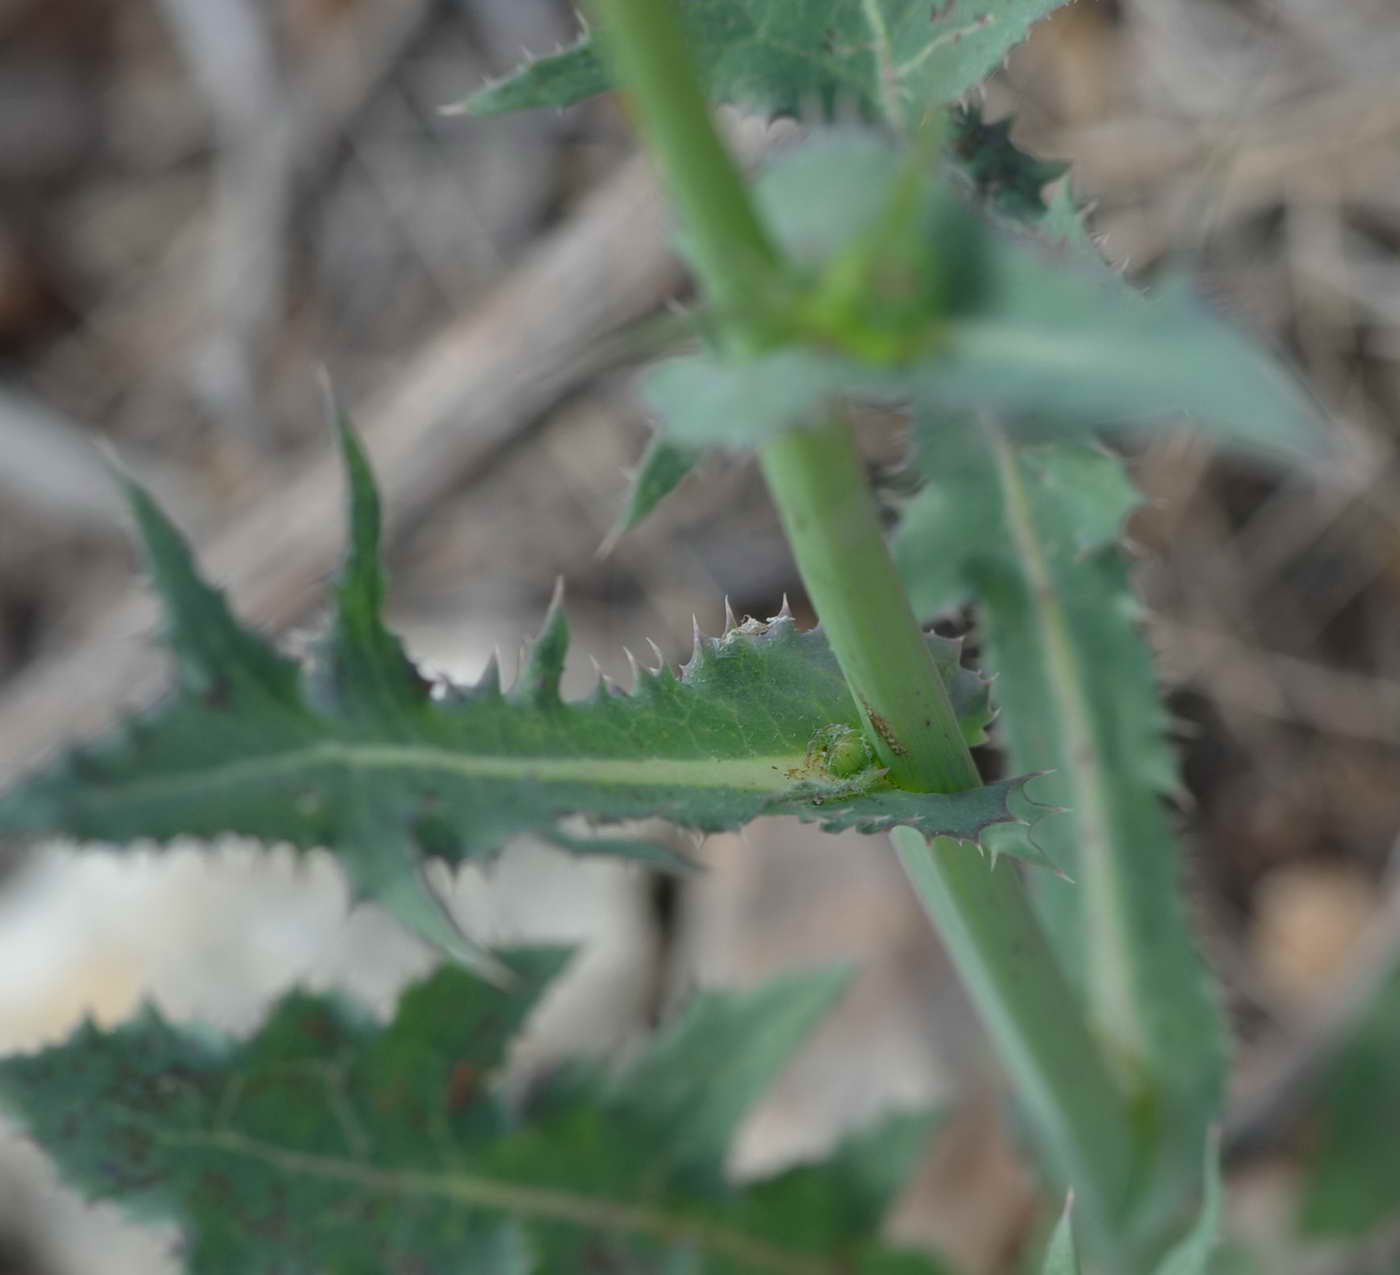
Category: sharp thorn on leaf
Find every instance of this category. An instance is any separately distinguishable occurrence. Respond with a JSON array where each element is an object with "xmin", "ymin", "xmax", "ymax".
[{"xmin": 723, "ymin": 597, "xmax": 738, "ymax": 632}]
